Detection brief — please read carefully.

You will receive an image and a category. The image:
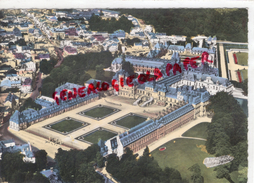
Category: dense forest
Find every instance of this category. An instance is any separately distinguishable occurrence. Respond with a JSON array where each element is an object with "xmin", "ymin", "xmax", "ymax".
[
  {"xmin": 114, "ymin": 9, "xmax": 248, "ymax": 42},
  {"xmin": 40, "ymin": 51, "xmax": 114, "ymax": 97},
  {"xmin": 0, "ymin": 150, "xmax": 49, "ymax": 183},
  {"xmin": 206, "ymin": 92, "xmax": 248, "ymax": 183},
  {"xmin": 89, "ymin": 15, "xmax": 133, "ymax": 33},
  {"xmin": 55, "ymin": 145, "xmax": 104, "ymax": 183}
]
